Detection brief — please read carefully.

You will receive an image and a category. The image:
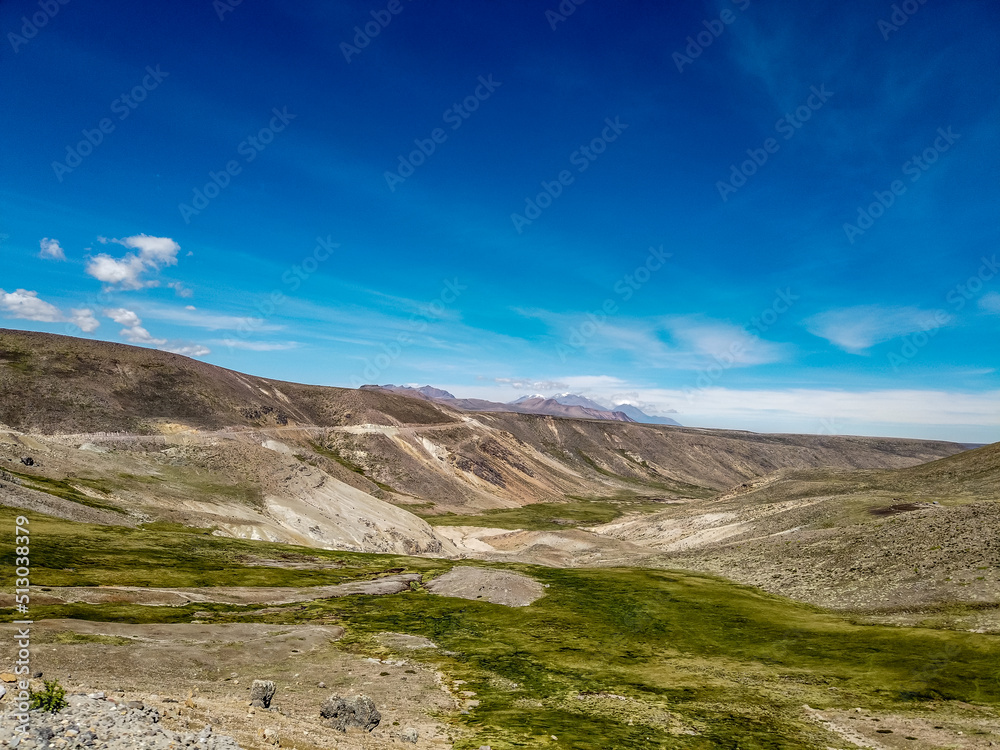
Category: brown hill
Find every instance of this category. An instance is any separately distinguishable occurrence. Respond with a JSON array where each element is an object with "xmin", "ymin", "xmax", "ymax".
[
  {"xmin": 0, "ymin": 329, "xmax": 456, "ymax": 434},
  {"xmin": 599, "ymin": 441, "xmax": 999, "ymax": 624},
  {"xmin": 0, "ymin": 328, "xmax": 974, "ymax": 565}
]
